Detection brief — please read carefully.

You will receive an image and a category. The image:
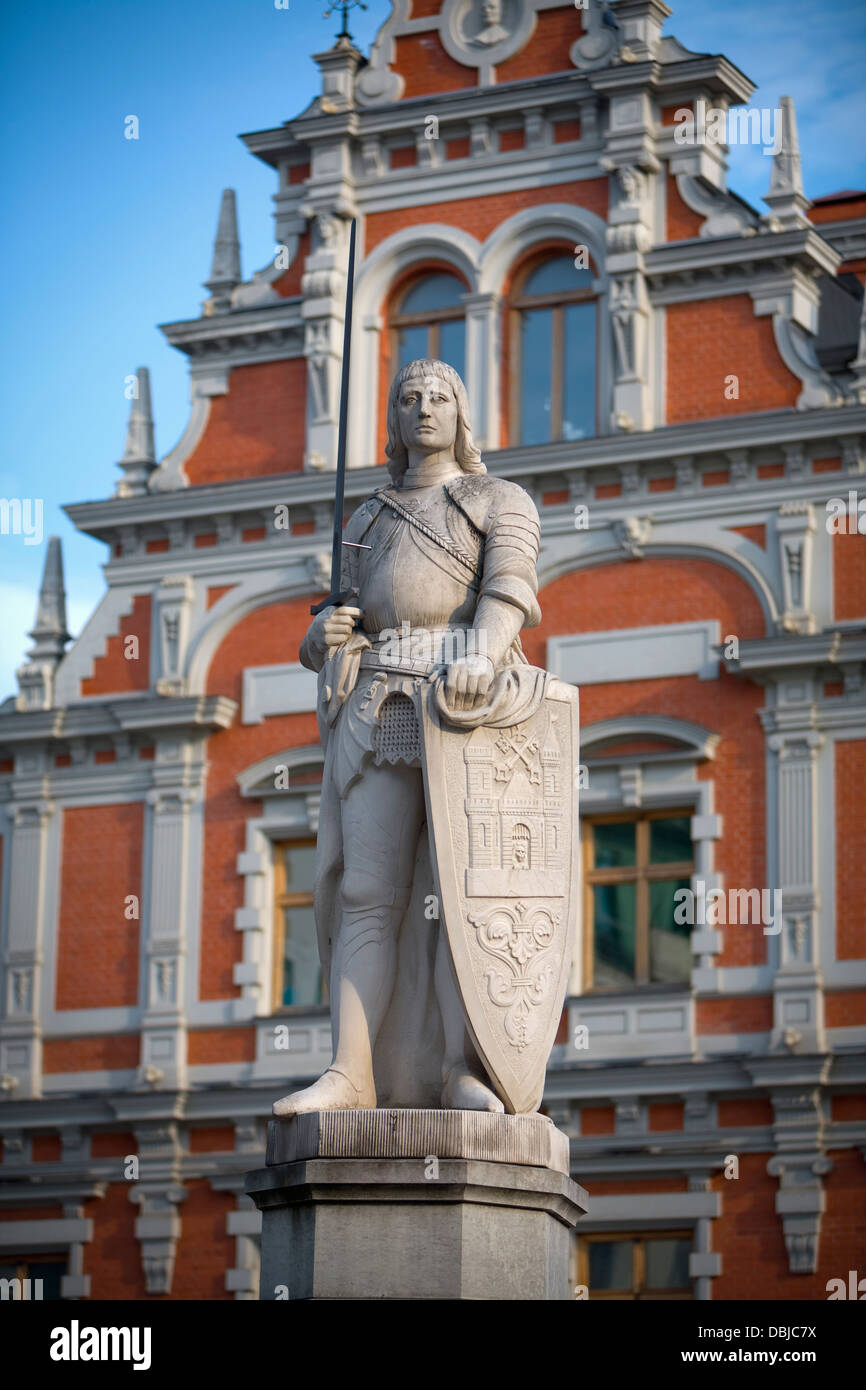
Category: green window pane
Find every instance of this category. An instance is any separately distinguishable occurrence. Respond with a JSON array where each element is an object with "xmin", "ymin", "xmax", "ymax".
[
  {"xmin": 650, "ymin": 817, "xmax": 692, "ymax": 864},
  {"xmin": 562, "ymin": 301, "xmax": 596, "ymax": 441},
  {"xmin": 649, "ymin": 877, "xmax": 692, "ymax": 984},
  {"xmin": 400, "ymin": 273, "xmax": 464, "ymax": 314},
  {"xmin": 523, "ymin": 255, "xmax": 590, "ymax": 296},
  {"xmin": 593, "ymin": 882, "xmax": 636, "ymax": 987},
  {"xmin": 644, "ymin": 1238, "xmax": 691, "ymax": 1290},
  {"xmin": 593, "ymin": 821, "xmax": 636, "ymax": 868},
  {"xmin": 282, "ymin": 845, "xmax": 317, "ymax": 891},
  {"xmin": 438, "ymin": 318, "xmax": 465, "ymax": 381},
  {"xmin": 588, "ymin": 1240, "xmax": 633, "ymax": 1291},
  {"xmin": 282, "ymin": 904, "xmax": 322, "ymax": 1007},
  {"xmin": 397, "ymin": 324, "xmax": 429, "ymax": 371},
  {"xmin": 519, "ymin": 307, "xmax": 553, "ymax": 445}
]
